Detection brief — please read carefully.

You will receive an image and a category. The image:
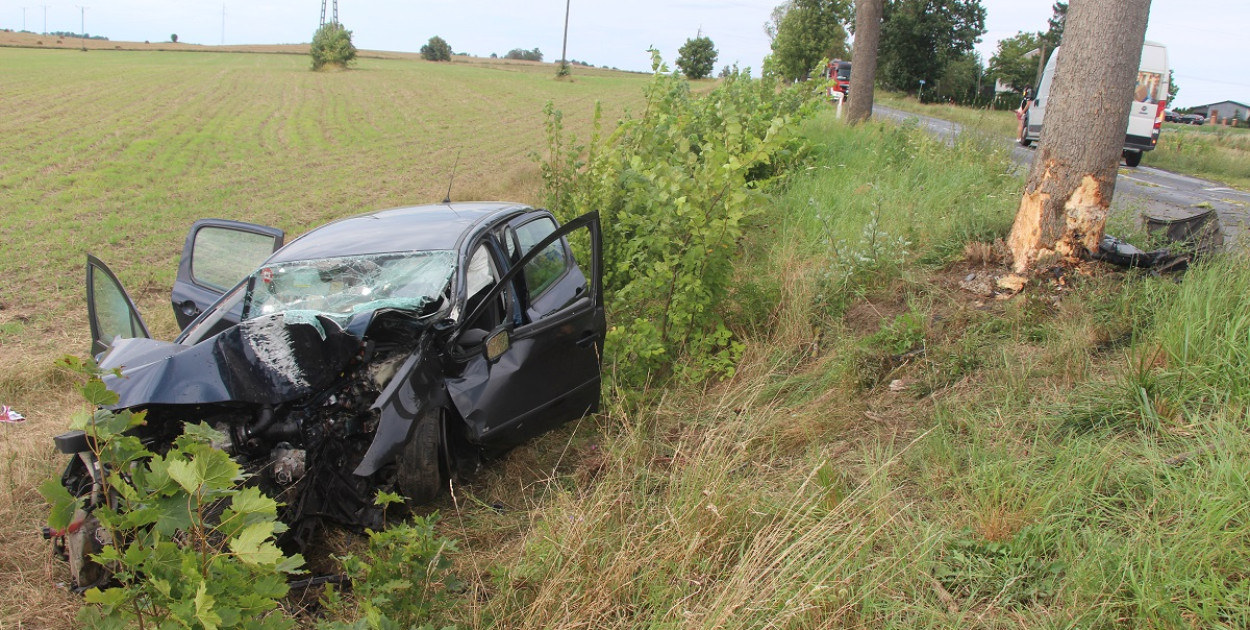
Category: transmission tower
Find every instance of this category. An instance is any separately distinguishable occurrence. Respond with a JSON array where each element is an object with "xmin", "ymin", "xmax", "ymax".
[{"xmin": 319, "ymin": 0, "xmax": 338, "ymax": 27}]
